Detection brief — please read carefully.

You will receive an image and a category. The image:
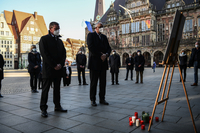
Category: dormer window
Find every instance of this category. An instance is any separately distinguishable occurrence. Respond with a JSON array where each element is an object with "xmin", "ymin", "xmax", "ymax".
[
  {"xmin": 0, "ymin": 22, "xmax": 4, "ymax": 28},
  {"xmin": 30, "ymin": 21, "xmax": 34, "ymax": 25},
  {"xmin": 136, "ymin": 1, "xmax": 141, "ymax": 6}
]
